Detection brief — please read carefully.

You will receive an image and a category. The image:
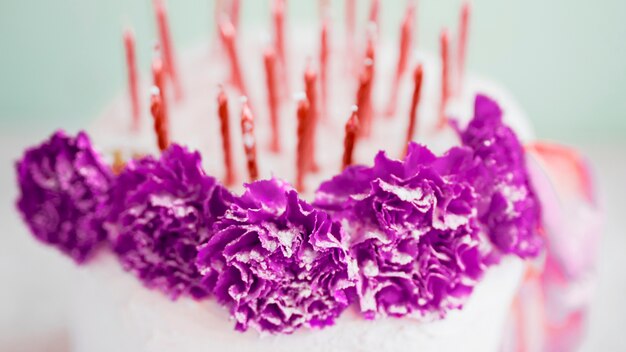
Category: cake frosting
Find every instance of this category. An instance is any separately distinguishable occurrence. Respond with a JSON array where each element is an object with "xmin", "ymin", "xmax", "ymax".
[
  {"xmin": 13, "ymin": 1, "xmax": 601, "ymax": 351},
  {"xmin": 69, "ymin": 253, "xmax": 523, "ymax": 352}
]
